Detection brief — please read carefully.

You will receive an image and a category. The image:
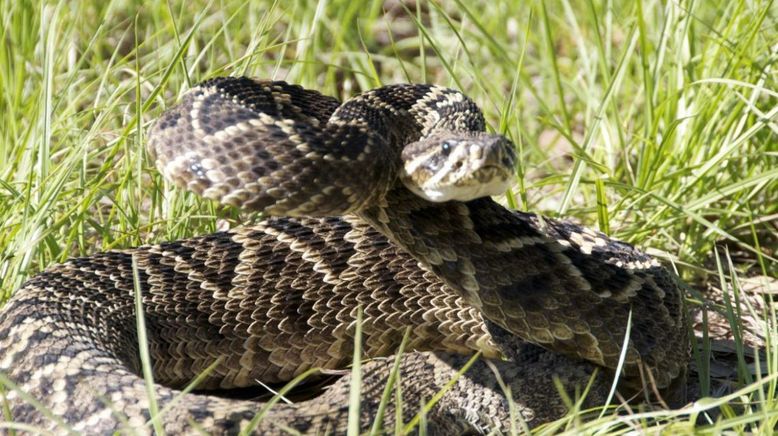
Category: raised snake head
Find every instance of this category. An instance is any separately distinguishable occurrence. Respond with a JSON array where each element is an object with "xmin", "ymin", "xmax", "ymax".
[{"xmin": 400, "ymin": 131, "xmax": 516, "ymax": 202}]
